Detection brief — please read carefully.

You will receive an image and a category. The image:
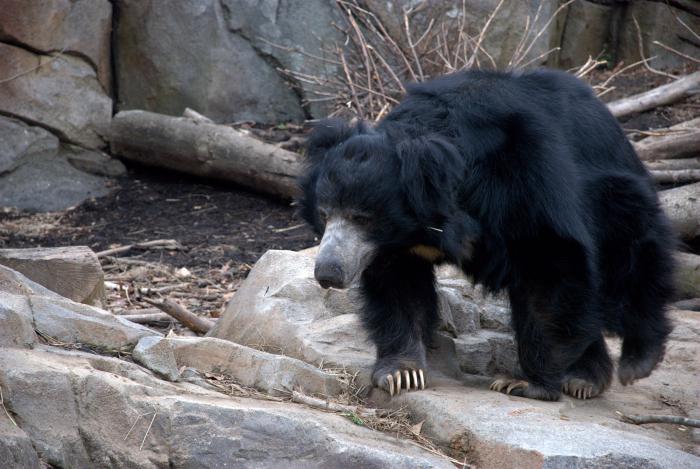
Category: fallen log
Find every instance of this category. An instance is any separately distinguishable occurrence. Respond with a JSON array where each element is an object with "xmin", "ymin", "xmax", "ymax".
[
  {"xmin": 676, "ymin": 252, "xmax": 700, "ymax": 300},
  {"xmin": 634, "ymin": 118, "xmax": 700, "ymax": 161},
  {"xmin": 650, "ymin": 169, "xmax": 700, "ymax": 184},
  {"xmin": 659, "ymin": 182, "xmax": 700, "ymax": 240},
  {"xmin": 0, "ymin": 246, "xmax": 105, "ymax": 306},
  {"xmin": 645, "ymin": 158, "xmax": 700, "ymax": 171},
  {"xmin": 109, "ymin": 110, "xmax": 303, "ymax": 199},
  {"xmin": 608, "ymin": 71, "xmax": 700, "ymax": 118},
  {"xmin": 671, "ymin": 297, "xmax": 700, "ymax": 311},
  {"xmin": 142, "ymin": 297, "xmax": 214, "ymax": 334}
]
